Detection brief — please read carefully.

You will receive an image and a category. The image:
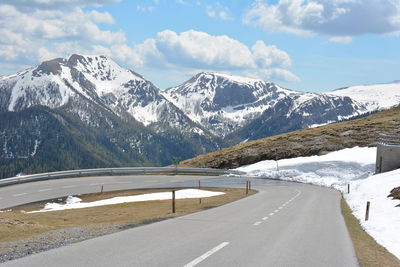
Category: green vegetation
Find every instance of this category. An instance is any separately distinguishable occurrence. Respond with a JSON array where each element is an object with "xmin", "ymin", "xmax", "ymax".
[{"xmin": 0, "ymin": 106, "xmax": 220, "ymax": 179}]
